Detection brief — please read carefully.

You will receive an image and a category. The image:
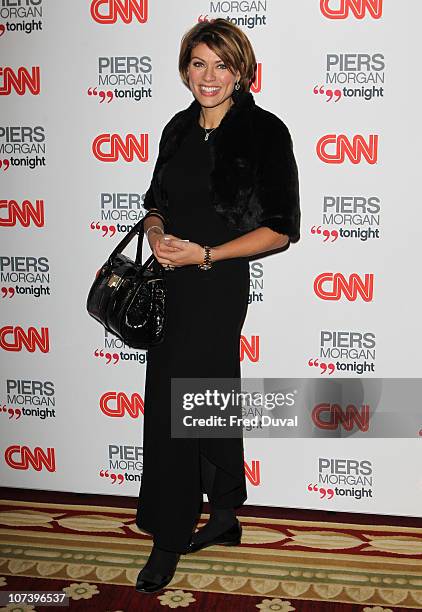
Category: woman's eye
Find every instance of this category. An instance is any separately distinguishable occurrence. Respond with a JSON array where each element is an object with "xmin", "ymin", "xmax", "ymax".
[{"xmin": 191, "ymin": 61, "xmax": 226, "ymax": 69}]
